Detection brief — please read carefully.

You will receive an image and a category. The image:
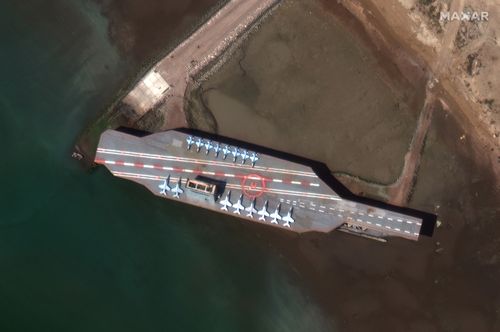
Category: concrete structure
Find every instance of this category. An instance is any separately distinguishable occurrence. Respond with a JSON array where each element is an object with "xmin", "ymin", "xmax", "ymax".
[{"xmin": 95, "ymin": 129, "xmax": 431, "ymax": 241}]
